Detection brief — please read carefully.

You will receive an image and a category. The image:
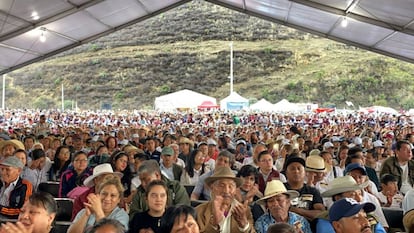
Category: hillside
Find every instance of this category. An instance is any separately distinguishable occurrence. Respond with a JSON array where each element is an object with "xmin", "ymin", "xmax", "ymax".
[{"xmin": 6, "ymin": 0, "xmax": 414, "ymax": 110}]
